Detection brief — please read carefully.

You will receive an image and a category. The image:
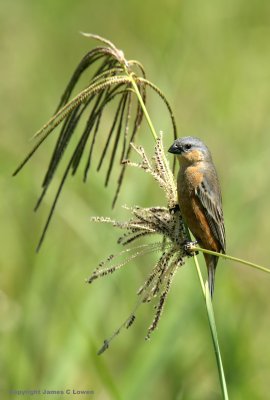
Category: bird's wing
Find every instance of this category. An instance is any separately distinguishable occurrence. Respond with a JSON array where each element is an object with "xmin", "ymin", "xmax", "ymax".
[{"xmin": 195, "ymin": 178, "xmax": 226, "ymax": 252}]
